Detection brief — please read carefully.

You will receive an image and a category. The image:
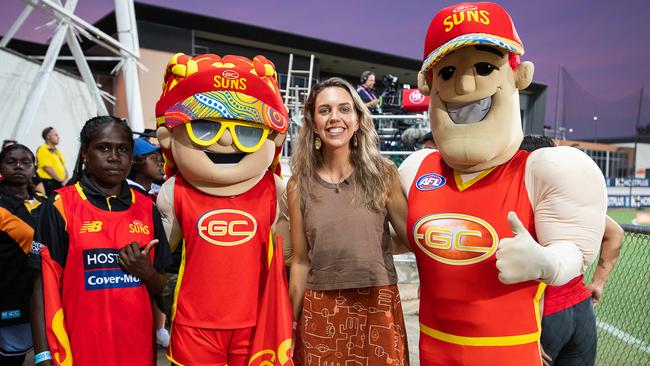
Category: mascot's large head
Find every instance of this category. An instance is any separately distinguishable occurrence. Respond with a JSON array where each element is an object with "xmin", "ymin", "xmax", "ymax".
[
  {"xmin": 418, "ymin": 2, "xmax": 534, "ymax": 172},
  {"xmin": 156, "ymin": 53, "xmax": 288, "ymax": 196}
]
